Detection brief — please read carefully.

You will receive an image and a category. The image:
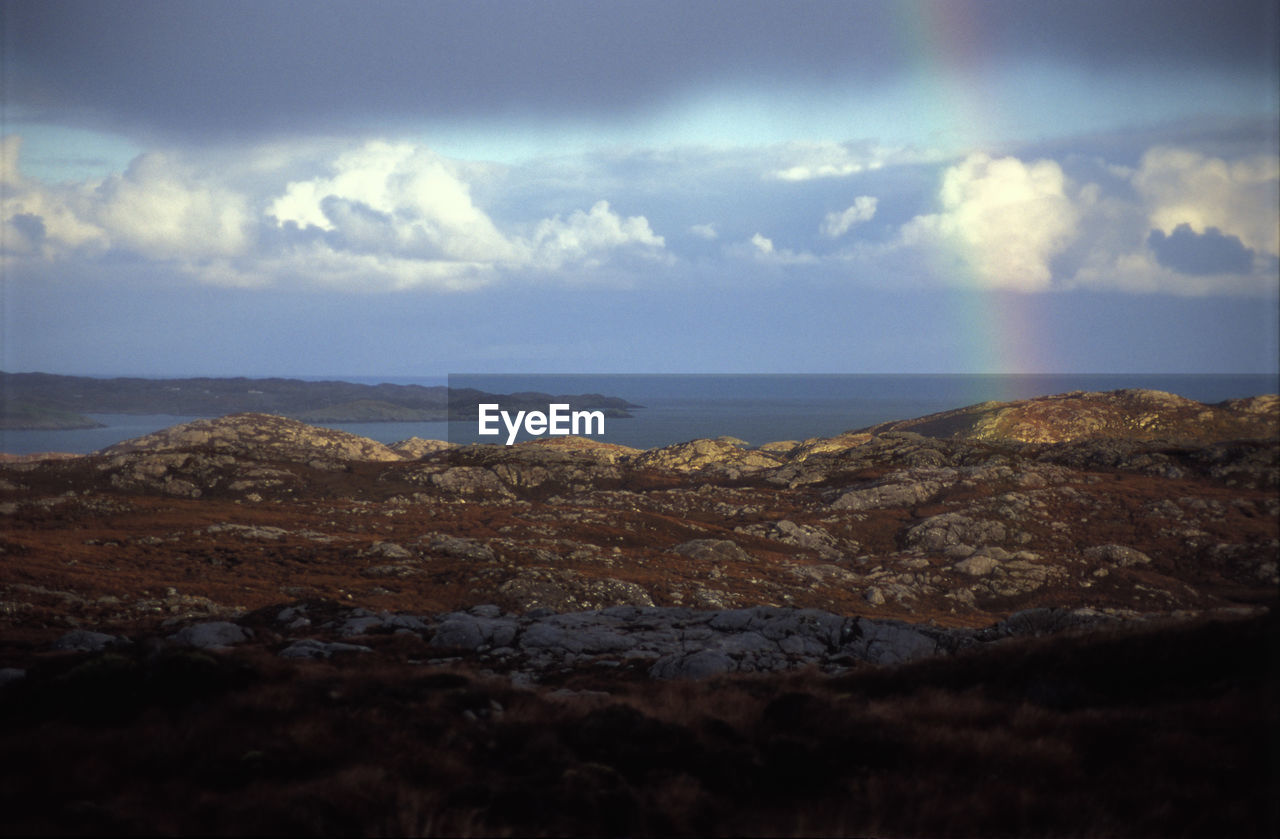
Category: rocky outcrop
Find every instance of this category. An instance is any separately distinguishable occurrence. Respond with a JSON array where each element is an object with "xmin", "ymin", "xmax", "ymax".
[
  {"xmin": 388, "ymin": 437, "xmax": 456, "ymax": 459},
  {"xmin": 862, "ymin": 389, "xmax": 1279, "ymax": 444},
  {"xmin": 100, "ymin": 413, "xmax": 405, "ymax": 465},
  {"xmin": 628, "ymin": 438, "xmax": 783, "ymax": 477},
  {"xmin": 59, "ymin": 600, "xmax": 1202, "ymax": 683},
  {"xmin": 89, "ymin": 413, "xmax": 408, "ymax": 497}
]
